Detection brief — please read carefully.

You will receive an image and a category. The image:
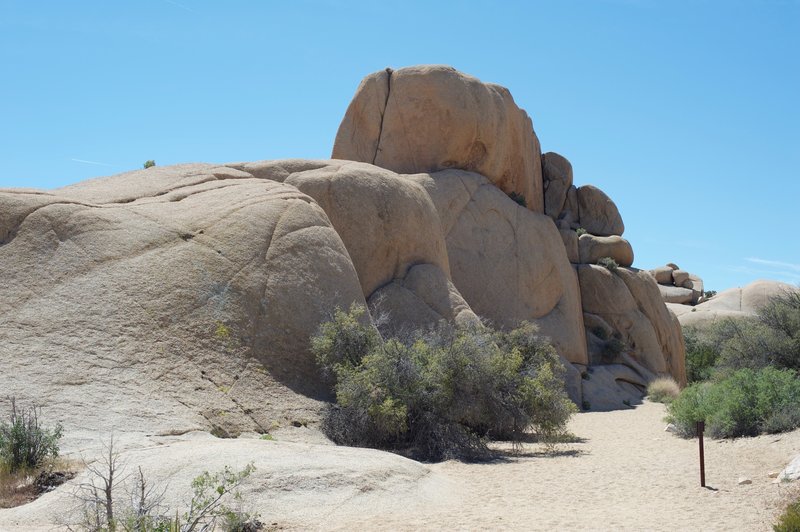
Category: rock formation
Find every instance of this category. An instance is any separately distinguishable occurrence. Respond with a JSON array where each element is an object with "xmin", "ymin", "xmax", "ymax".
[
  {"xmin": 650, "ymin": 263, "xmax": 705, "ymax": 305},
  {"xmin": 0, "ymin": 65, "xmax": 688, "ymax": 442},
  {"xmin": 333, "ymin": 66, "xmax": 686, "ymax": 406},
  {"xmin": 670, "ymin": 279, "xmax": 798, "ymax": 329}
]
